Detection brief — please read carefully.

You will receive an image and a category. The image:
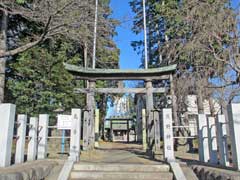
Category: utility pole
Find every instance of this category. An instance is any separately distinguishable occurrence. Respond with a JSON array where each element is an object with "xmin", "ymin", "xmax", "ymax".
[
  {"xmin": 143, "ymin": 0, "xmax": 148, "ymax": 69},
  {"xmin": 92, "ymin": 0, "xmax": 98, "ymax": 69}
]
